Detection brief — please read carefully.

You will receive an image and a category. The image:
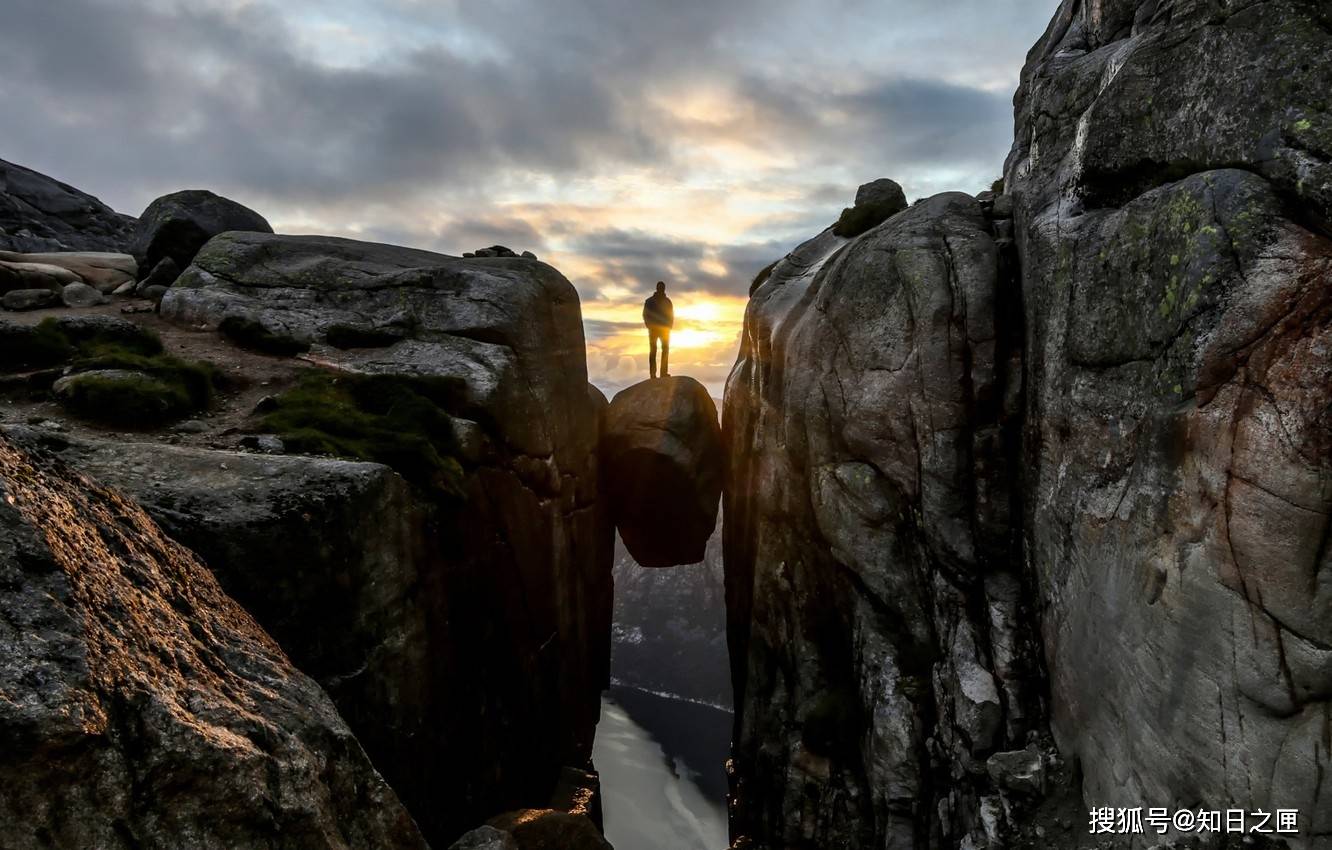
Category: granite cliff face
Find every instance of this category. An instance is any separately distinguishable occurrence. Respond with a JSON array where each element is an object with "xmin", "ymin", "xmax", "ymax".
[
  {"xmin": 723, "ymin": 1, "xmax": 1331, "ymax": 847},
  {"xmin": 1005, "ymin": 0, "xmax": 1331, "ymax": 837},
  {"xmin": 724, "ymin": 190, "xmax": 1038, "ymax": 849},
  {"xmin": 0, "ymin": 435, "xmax": 427, "ymax": 850},
  {"xmin": 150, "ymin": 233, "xmax": 615, "ymax": 845},
  {"xmin": 1, "ymin": 210, "xmax": 615, "ymax": 846}
]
